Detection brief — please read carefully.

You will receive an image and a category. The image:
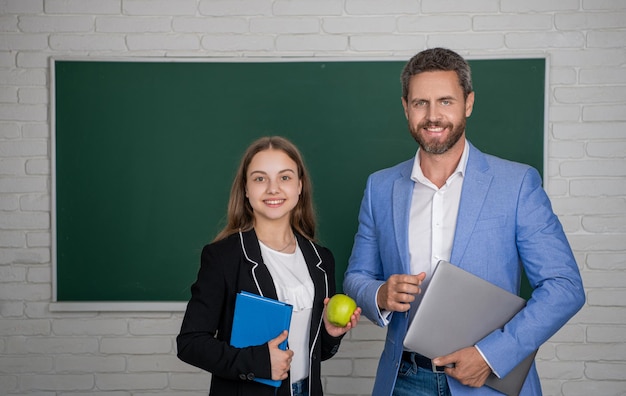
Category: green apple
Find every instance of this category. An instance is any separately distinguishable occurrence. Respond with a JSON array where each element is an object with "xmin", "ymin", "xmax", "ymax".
[{"xmin": 327, "ymin": 293, "xmax": 357, "ymax": 327}]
